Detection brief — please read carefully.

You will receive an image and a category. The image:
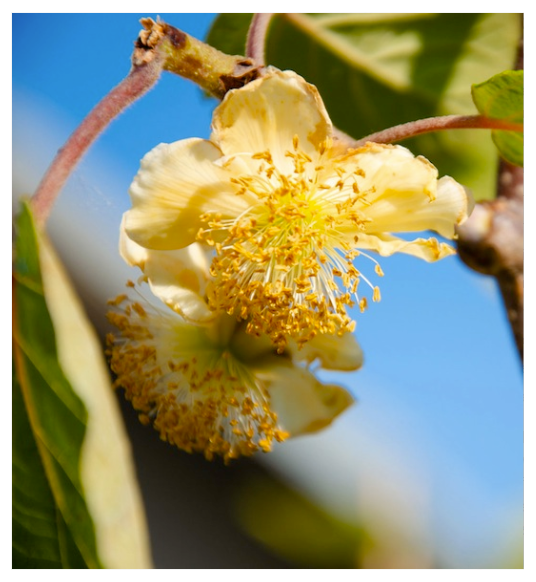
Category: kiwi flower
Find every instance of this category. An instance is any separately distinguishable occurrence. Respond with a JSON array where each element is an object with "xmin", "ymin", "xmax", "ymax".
[
  {"xmin": 107, "ymin": 239, "xmax": 361, "ymax": 462},
  {"xmin": 123, "ymin": 69, "xmax": 473, "ymax": 350}
]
